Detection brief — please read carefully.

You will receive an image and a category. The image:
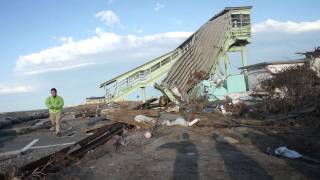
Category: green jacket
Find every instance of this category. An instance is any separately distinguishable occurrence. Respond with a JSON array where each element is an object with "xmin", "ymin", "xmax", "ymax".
[{"xmin": 45, "ymin": 95, "xmax": 64, "ymax": 113}]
